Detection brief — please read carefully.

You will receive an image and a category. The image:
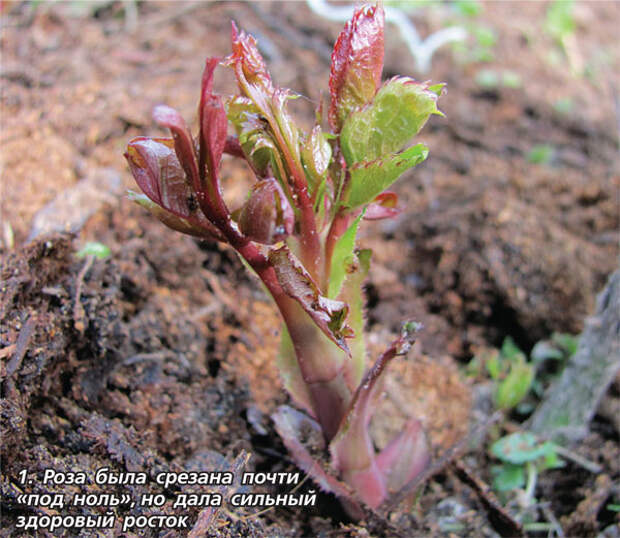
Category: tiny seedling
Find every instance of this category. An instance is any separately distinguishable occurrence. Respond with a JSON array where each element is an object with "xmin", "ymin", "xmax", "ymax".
[
  {"xmin": 544, "ymin": 0, "xmax": 576, "ymax": 51},
  {"xmin": 75, "ymin": 241, "xmax": 111, "ymax": 260},
  {"xmin": 452, "ymin": 0, "xmax": 483, "ymax": 18},
  {"xmin": 125, "ymin": 4, "xmax": 444, "ymax": 516},
  {"xmin": 552, "ymin": 97, "xmax": 574, "ymax": 115},
  {"xmin": 527, "ymin": 144, "xmax": 555, "ymax": 165},
  {"xmin": 468, "ymin": 337, "xmax": 535, "ymax": 411},
  {"xmin": 468, "ymin": 334, "xmax": 577, "ymax": 414},
  {"xmin": 490, "ymin": 432, "xmax": 564, "ymax": 506},
  {"xmin": 544, "ymin": 0, "xmax": 584, "ymax": 76},
  {"xmin": 474, "ymin": 69, "xmax": 522, "ymax": 90}
]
